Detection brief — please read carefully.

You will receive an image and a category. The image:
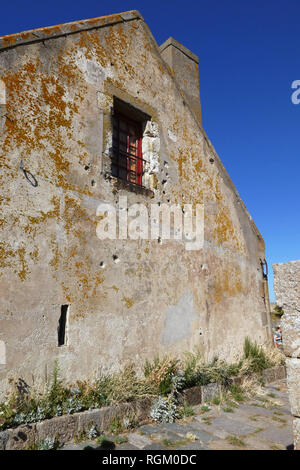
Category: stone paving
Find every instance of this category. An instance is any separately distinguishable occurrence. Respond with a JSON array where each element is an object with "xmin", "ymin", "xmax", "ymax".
[{"xmin": 61, "ymin": 379, "xmax": 294, "ymax": 451}]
